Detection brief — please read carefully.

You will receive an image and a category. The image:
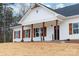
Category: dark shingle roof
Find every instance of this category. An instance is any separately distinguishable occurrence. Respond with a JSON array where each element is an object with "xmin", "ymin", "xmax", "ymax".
[
  {"xmin": 55, "ymin": 4, "xmax": 79, "ymax": 17},
  {"xmin": 39, "ymin": 3, "xmax": 57, "ymax": 12}
]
